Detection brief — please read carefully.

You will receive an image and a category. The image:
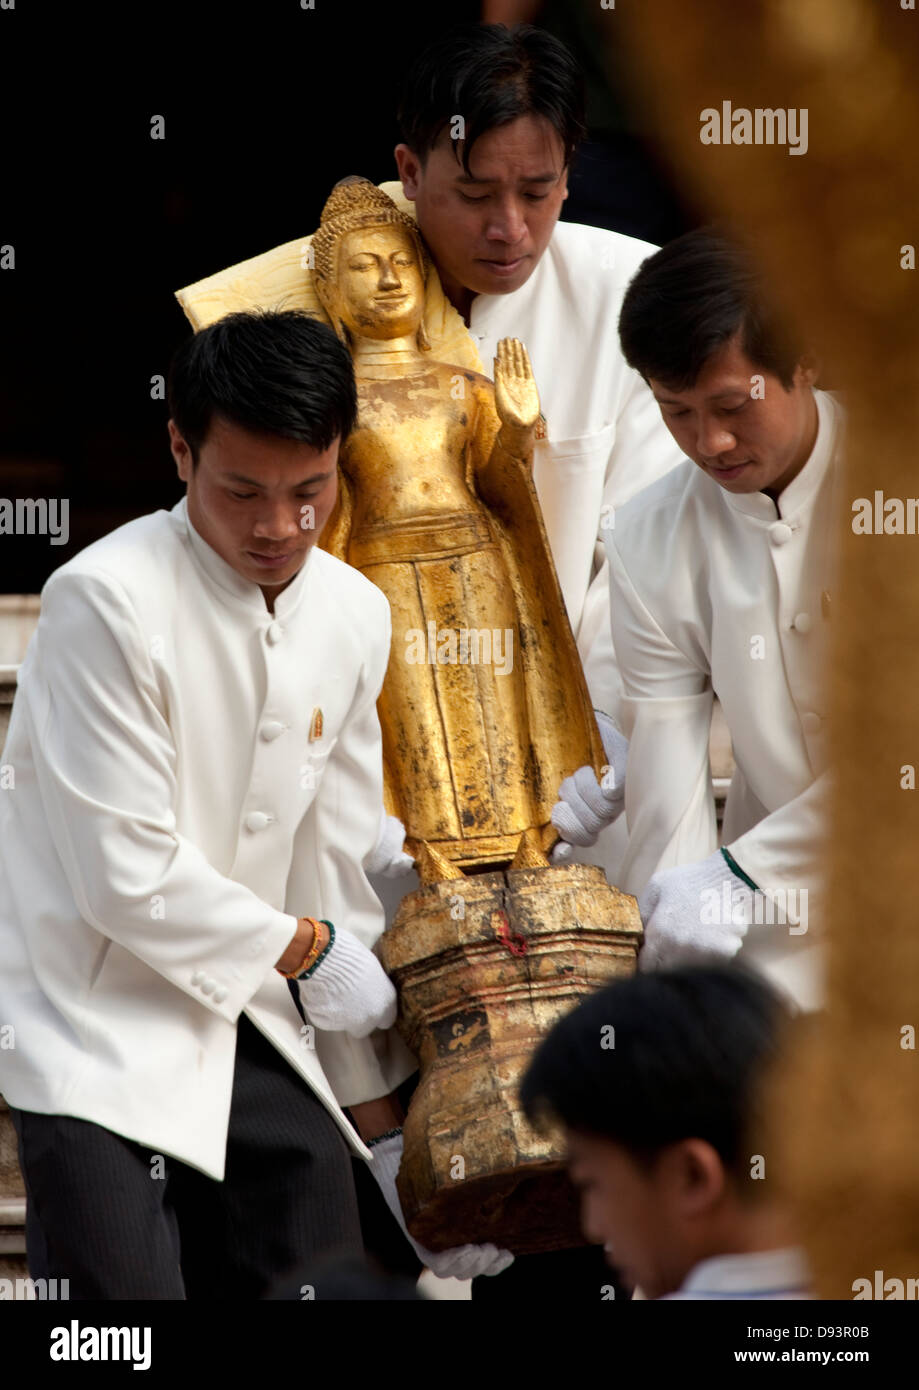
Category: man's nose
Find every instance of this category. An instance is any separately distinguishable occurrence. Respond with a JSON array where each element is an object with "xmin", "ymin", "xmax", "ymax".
[
  {"xmin": 697, "ymin": 417, "xmax": 737, "ymax": 459},
  {"xmin": 484, "ymin": 198, "xmax": 527, "ymax": 245},
  {"xmin": 579, "ymin": 1194, "xmax": 607, "ymax": 1249},
  {"xmin": 251, "ymin": 502, "xmax": 302, "ymax": 541}
]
